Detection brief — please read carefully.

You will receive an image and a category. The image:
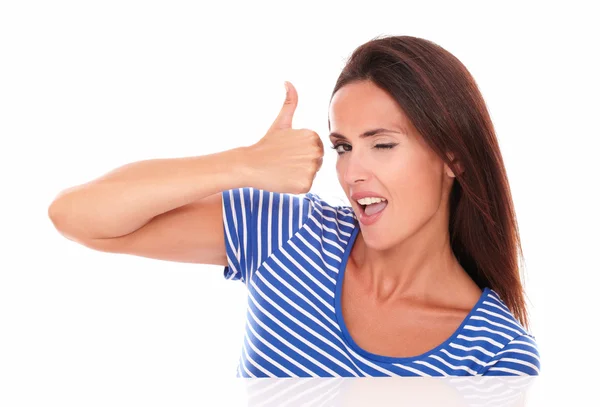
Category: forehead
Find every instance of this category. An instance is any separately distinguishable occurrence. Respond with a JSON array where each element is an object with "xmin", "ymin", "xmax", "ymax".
[{"xmin": 329, "ymin": 80, "xmax": 410, "ymax": 132}]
